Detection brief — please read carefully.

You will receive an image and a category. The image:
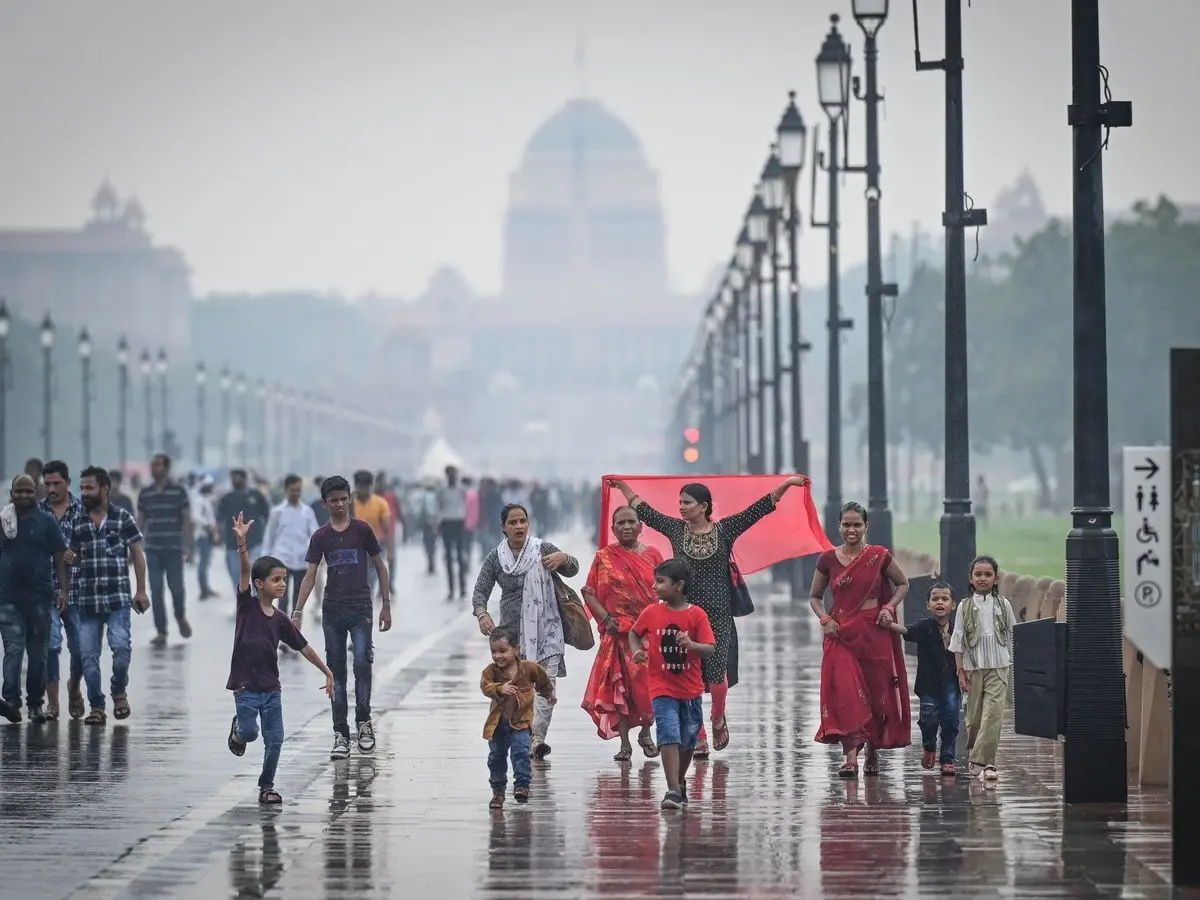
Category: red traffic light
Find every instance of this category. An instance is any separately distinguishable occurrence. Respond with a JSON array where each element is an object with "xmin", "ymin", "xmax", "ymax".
[{"xmin": 683, "ymin": 427, "xmax": 701, "ymax": 444}]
